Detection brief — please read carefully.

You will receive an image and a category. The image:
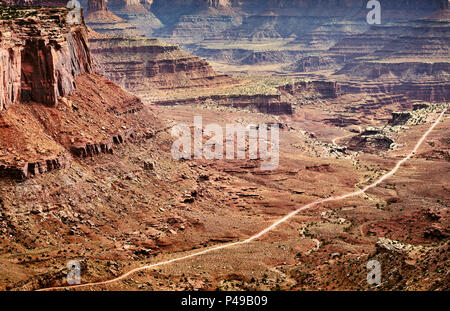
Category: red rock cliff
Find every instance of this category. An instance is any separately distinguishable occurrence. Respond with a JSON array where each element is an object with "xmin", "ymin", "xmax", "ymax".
[
  {"xmin": 0, "ymin": 8, "xmax": 94, "ymax": 110},
  {"xmin": 87, "ymin": 0, "xmax": 108, "ymax": 12}
]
